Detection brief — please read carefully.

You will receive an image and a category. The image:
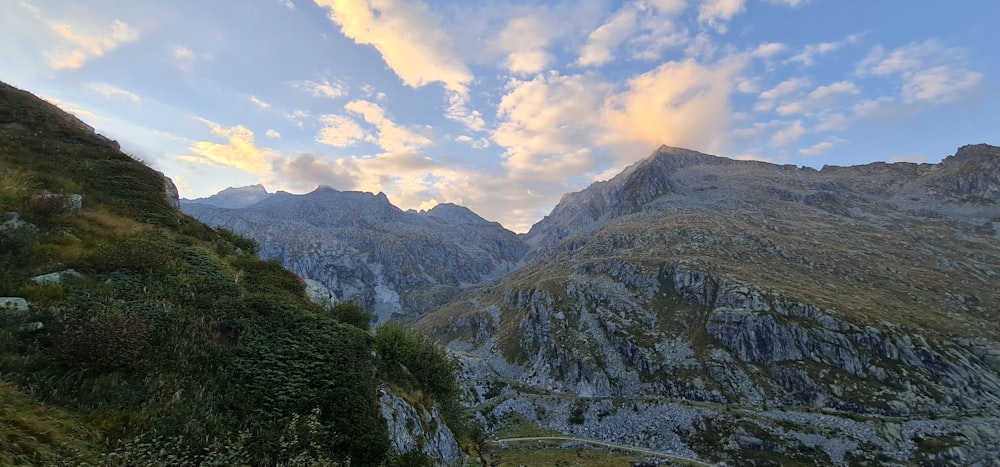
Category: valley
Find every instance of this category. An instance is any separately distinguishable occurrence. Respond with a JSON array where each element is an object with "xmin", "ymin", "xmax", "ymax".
[{"xmin": 184, "ymin": 144, "xmax": 1000, "ymax": 465}]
